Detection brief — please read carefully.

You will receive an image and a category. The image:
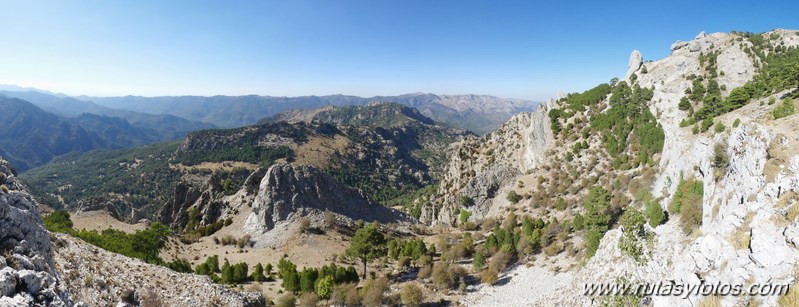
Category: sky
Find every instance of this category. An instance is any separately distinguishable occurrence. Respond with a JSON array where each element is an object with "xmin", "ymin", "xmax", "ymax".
[{"xmin": 0, "ymin": 0, "xmax": 797, "ymax": 101}]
